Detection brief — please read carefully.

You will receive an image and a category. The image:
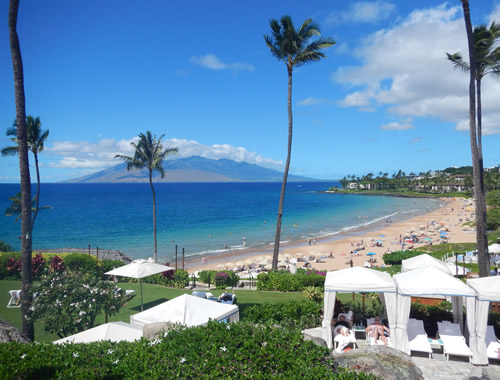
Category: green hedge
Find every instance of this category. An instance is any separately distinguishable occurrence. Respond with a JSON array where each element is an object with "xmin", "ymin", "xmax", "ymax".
[
  {"xmin": 243, "ymin": 300, "xmax": 323, "ymax": 330},
  {"xmin": 382, "ymin": 251, "xmax": 441, "ymax": 265},
  {"xmin": 256, "ymin": 270, "xmax": 325, "ymax": 292},
  {"xmin": 0, "ymin": 321, "xmax": 375, "ymax": 379}
]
